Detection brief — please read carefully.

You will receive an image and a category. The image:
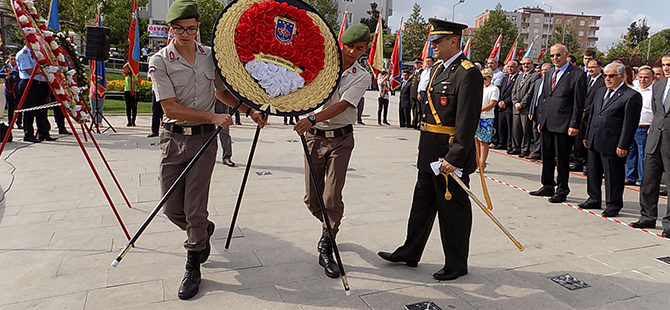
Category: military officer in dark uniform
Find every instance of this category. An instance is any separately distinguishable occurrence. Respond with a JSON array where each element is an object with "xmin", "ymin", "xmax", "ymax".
[
  {"xmin": 410, "ymin": 57, "xmax": 423, "ymax": 129},
  {"xmin": 378, "ymin": 18, "xmax": 483, "ymax": 281}
]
